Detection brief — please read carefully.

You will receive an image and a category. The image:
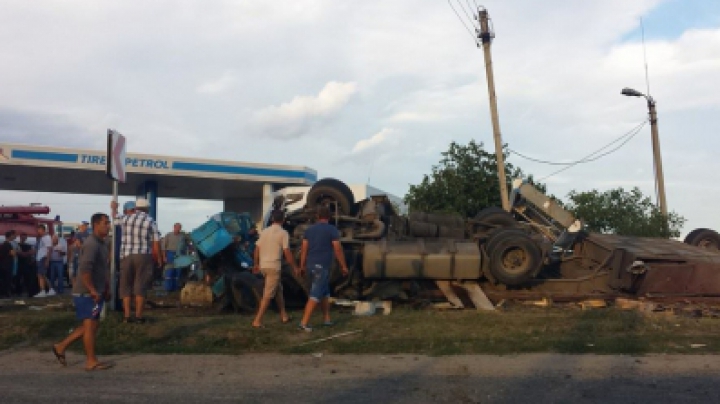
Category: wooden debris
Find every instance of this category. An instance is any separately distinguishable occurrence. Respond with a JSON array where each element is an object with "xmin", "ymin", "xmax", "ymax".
[{"xmin": 579, "ymin": 299, "xmax": 607, "ymax": 310}]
